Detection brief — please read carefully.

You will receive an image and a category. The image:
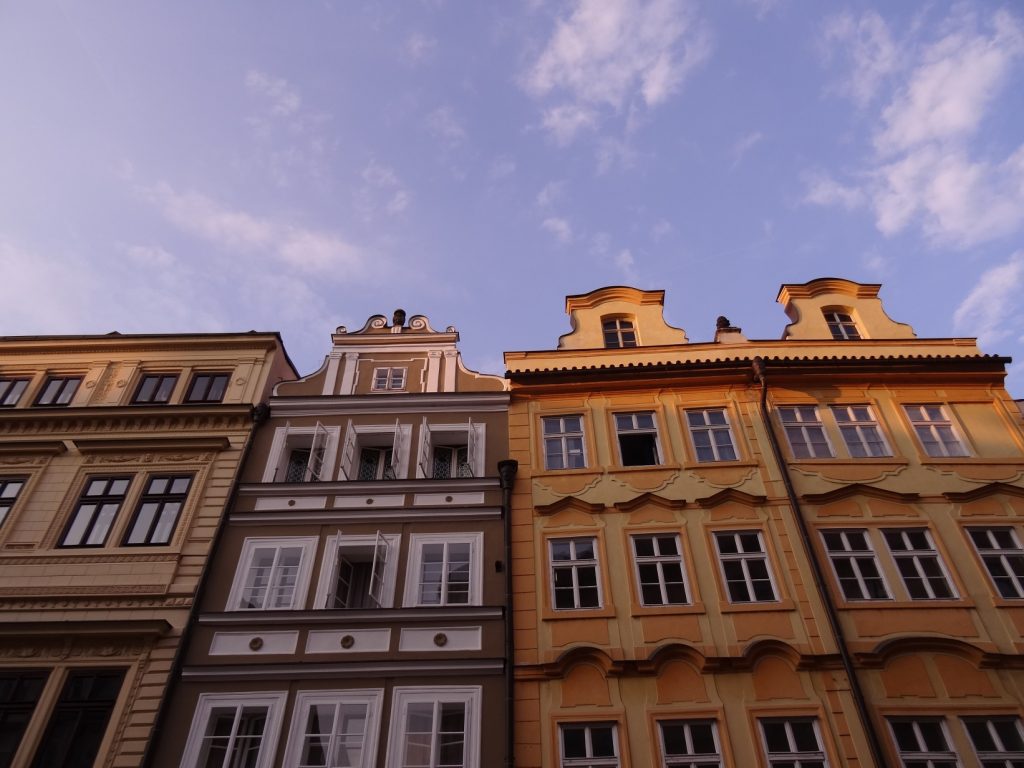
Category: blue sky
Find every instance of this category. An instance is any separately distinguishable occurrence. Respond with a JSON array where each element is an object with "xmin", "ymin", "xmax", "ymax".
[{"xmin": 2, "ymin": 1, "xmax": 1023, "ymax": 394}]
